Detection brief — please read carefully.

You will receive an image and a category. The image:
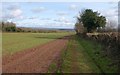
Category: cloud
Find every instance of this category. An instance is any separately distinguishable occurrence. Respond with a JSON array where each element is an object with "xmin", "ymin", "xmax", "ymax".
[
  {"xmin": 7, "ymin": 9, "xmax": 23, "ymax": 19},
  {"xmin": 7, "ymin": 5, "xmax": 19, "ymax": 10},
  {"xmin": 28, "ymin": 16, "xmax": 38, "ymax": 19},
  {"xmin": 100, "ymin": 8, "xmax": 118, "ymax": 29},
  {"xmin": 43, "ymin": 22, "xmax": 74, "ymax": 29},
  {"xmin": 10, "ymin": 9, "xmax": 23, "ymax": 18},
  {"xmin": 99, "ymin": 5, "xmax": 118, "ymax": 28},
  {"xmin": 53, "ymin": 16, "xmax": 75, "ymax": 28},
  {"xmin": 69, "ymin": 4, "xmax": 78, "ymax": 10},
  {"xmin": 2, "ymin": 4, "xmax": 23, "ymax": 20},
  {"xmin": 112, "ymin": 6, "xmax": 118, "ymax": 9},
  {"xmin": 39, "ymin": 18, "xmax": 51, "ymax": 20},
  {"xmin": 105, "ymin": 10, "xmax": 117, "ymax": 17},
  {"xmin": 56, "ymin": 11, "xmax": 68, "ymax": 16},
  {"xmin": 31, "ymin": 7, "xmax": 46, "ymax": 13},
  {"xmin": 100, "ymin": 8, "xmax": 118, "ymax": 18},
  {"xmin": 2, "ymin": 14, "xmax": 14, "ymax": 20},
  {"xmin": 53, "ymin": 16, "xmax": 71, "ymax": 23},
  {"xmin": 7, "ymin": 19, "xmax": 12, "ymax": 22},
  {"xmin": 108, "ymin": 2, "xmax": 117, "ymax": 4},
  {"xmin": 15, "ymin": 16, "xmax": 74, "ymax": 29}
]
